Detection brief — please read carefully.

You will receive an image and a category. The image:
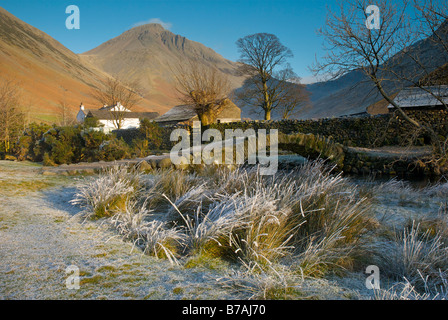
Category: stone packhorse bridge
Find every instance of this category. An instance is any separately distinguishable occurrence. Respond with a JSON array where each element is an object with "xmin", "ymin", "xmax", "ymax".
[
  {"xmin": 278, "ymin": 132, "xmax": 433, "ymax": 176},
  {"xmin": 278, "ymin": 132, "xmax": 345, "ymax": 169}
]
